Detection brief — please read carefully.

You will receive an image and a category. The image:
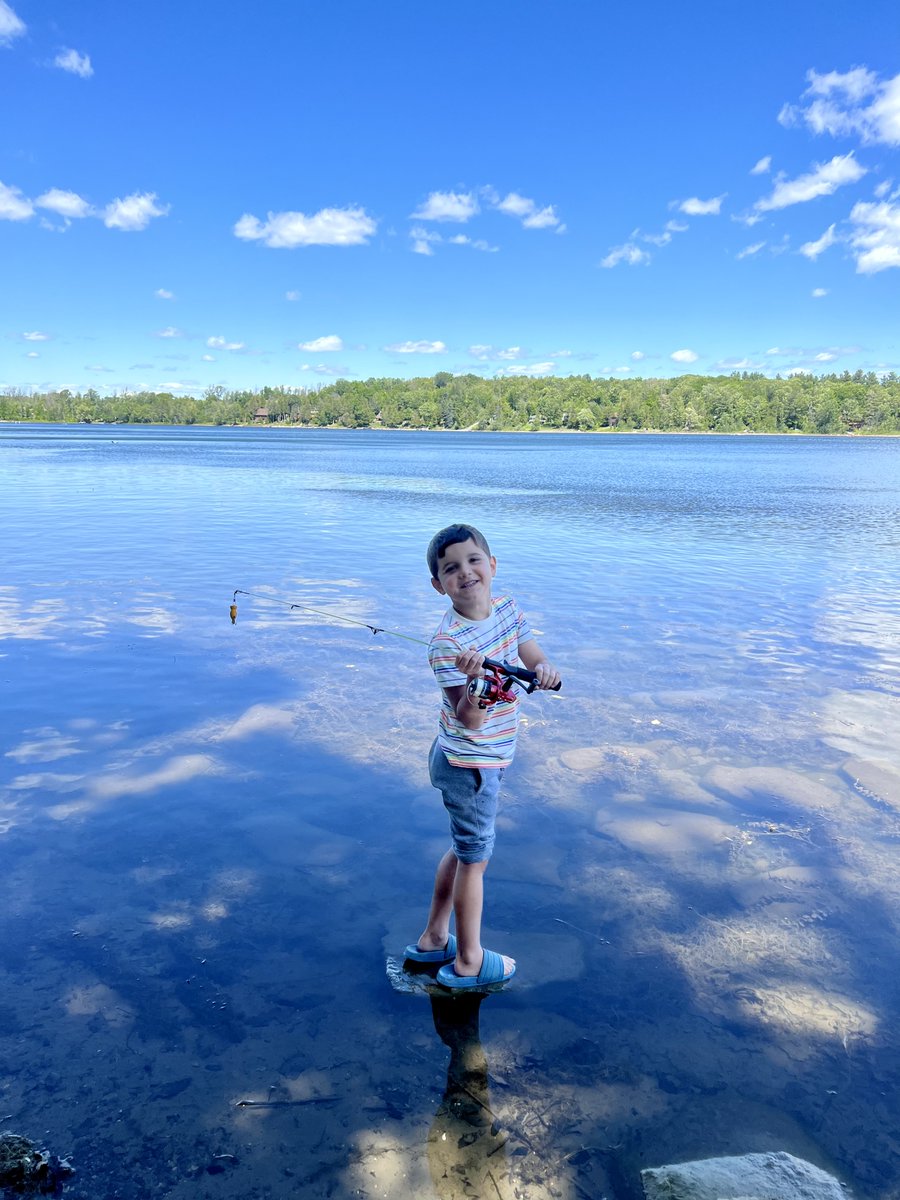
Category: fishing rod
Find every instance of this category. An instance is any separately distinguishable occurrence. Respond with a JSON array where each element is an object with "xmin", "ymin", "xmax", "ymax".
[{"xmin": 229, "ymin": 588, "xmax": 561, "ymax": 701}]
